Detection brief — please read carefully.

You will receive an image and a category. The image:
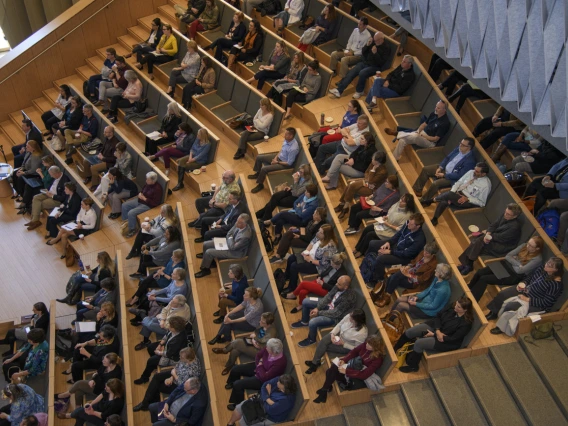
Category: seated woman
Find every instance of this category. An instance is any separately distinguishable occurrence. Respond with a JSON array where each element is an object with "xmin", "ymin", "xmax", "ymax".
[
  {"xmin": 182, "ymin": 57, "xmax": 216, "ymax": 111},
  {"xmin": 283, "ymin": 60, "xmax": 321, "ymax": 120},
  {"xmin": 130, "ymin": 226, "xmax": 182, "ymax": 277},
  {"xmin": 62, "ymin": 378, "xmax": 125, "ymax": 425},
  {"xmin": 469, "ymin": 236, "xmax": 544, "ymax": 302},
  {"xmin": 322, "ymin": 131, "xmax": 376, "ymax": 190},
  {"xmin": 15, "ymin": 155, "xmax": 55, "ymax": 215},
  {"xmin": 45, "ymin": 182, "xmax": 81, "ymax": 240},
  {"xmin": 149, "ymin": 123, "xmax": 195, "ymax": 175},
  {"xmin": 225, "ymin": 338, "xmax": 287, "ymax": 410},
  {"xmin": 137, "ymin": 294, "xmax": 190, "ymax": 345},
  {"xmin": 188, "ymin": 0, "xmax": 220, "ymax": 40},
  {"xmin": 135, "ymin": 24, "xmax": 178, "ymax": 80},
  {"xmin": 203, "ymin": 12, "xmax": 246, "ymax": 62},
  {"xmin": 0, "ymin": 384, "xmax": 45, "ymax": 426},
  {"xmin": 126, "ymin": 204, "xmax": 178, "ymax": 259},
  {"xmin": 227, "ymin": 20, "xmax": 263, "ymax": 72},
  {"xmin": 297, "ymin": 4, "xmax": 337, "ymax": 52},
  {"xmin": 49, "ymin": 96, "xmax": 83, "ymax": 146},
  {"xmin": 134, "ymin": 268, "xmax": 188, "ymax": 320},
  {"xmin": 313, "ymin": 335, "xmax": 384, "ymax": 403},
  {"xmin": 133, "ymin": 347, "xmax": 201, "ymax": 412},
  {"xmin": 74, "ymin": 277, "xmax": 117, "ymax": 322},
  {"xmin": 447, "ymin": 80, "xmax": 489, "ymax": 114},
  {"xmin": 106, "ymin": 70, "xmax": 143, "ymax": 123},
  {"xmin": 486, "ymin": 257, "xmax": 563, "ymax": 331},
  {"xmin": 165, "ymin": 40, "xmax": 201, "ymax": 97},
  {"xmin": 274, "ymin": 0, "xmax": 304, "ymax": 35},
  {"xmin": 55, "ymin": 352, "xmax": 122, "ymax": 408},
  {"xmin": 57, "ymin": 251, "xmax": 115, "ymax": 305},
  {"xmin": 227, "ymin": 374, "xmax": 297, "ymax": 426},
  {"xmin": 265, "ymin": 51, "xmax": 305, "ymax": 105},
  {"xmin": 12, "ymin": 141, "xmax": 42, "ymax": 199},
  {"xmin": 2, "ymin": 329, "xmax": 48, "ymax": 383},
  {"xmin": 93, "ymin": 142, "xmax": 133, "ymax": 202},
  {"xmin": 387, "ymin": 263, "xmax": 452, "ymax": 320},
  {"xmin": 524, "ymin": 157, "xmax": 568, "ymax": 215},
  {"xmin": 353, "ymin": 193, "xmax": 416, "ymax": 258},
  {"xmin": 134, "ymin": 316, "xmax": 188, "ymax": 384},
  {"xmin": 317, "ymin": 100, "xmax": 362, "ymax": 147},
  {"xmin": 394, "ymin": 297, "xmax": 474, "ymax": 373},
  {"xmin": 122, "ymin": 171, "xmax": 164, "ymax": 237},
  {"xmin": 41, "ymin": 84, "xmax": 72, "ymax": 137},
  {"xmin": 214, "ymin": 264, "xmax": 249, "ymax": 324},
  {"xmin": 269, "ymin": 206, "xmax": 326, "ymax": 264},
  {"xmin": 345, "ymin": 174, "xmax": 400, "ymax": 233},
  {"xmin": 72, "ymin": 301, "xmax": 118, "ymax": 345},
  {"xmin": 105, "ymin": 168, "xmax": 138, "ymax": 220},
  {"xmin": 212, "ymin": 312, "xmax": 276, "ymax": 375},
  {"xmin": 491, "ymin": 126, "xmax": 544, "ymax": 163},
  {"xmin": 127, "ymin": 17, "xmax": 163, "ymax": 60},
  {"xmin": 375, "ymin": 241, "xmax": 439, "ymax": 307},
  {"xmin": 290, "ymin": 252, "xmax": 348, "ymax": 313},
  {"xmin": 233, "ymin": 97, "xmax": 274, "ymax": 160},
  {"xmin": 256, "ymin": 164, "xmax": 312, "ymax": 221},
  {"xmin": 208, "ymin": 287, "xmax": 264, "ymax": 345},
  {"xmin": 0, "ymin": 303, "xmax": 49, "ymax": 356},
  {"xmin": 305, "ymin": 309, "xmax": 368, "ymax": 374},
  {"xmin": 172, "ymin": 128, "xmax": 211, "ymax": 191},
  {"xmin": 281, "ymin": 225, "xmax": 338, "ymax": 297},
  {"xmin": 265, "ymin": 184, "xmax": 319, "ymax": 245},
  {"xmin": 144, "ymin": 102, "xmax": 182, "ymax": 155}
]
